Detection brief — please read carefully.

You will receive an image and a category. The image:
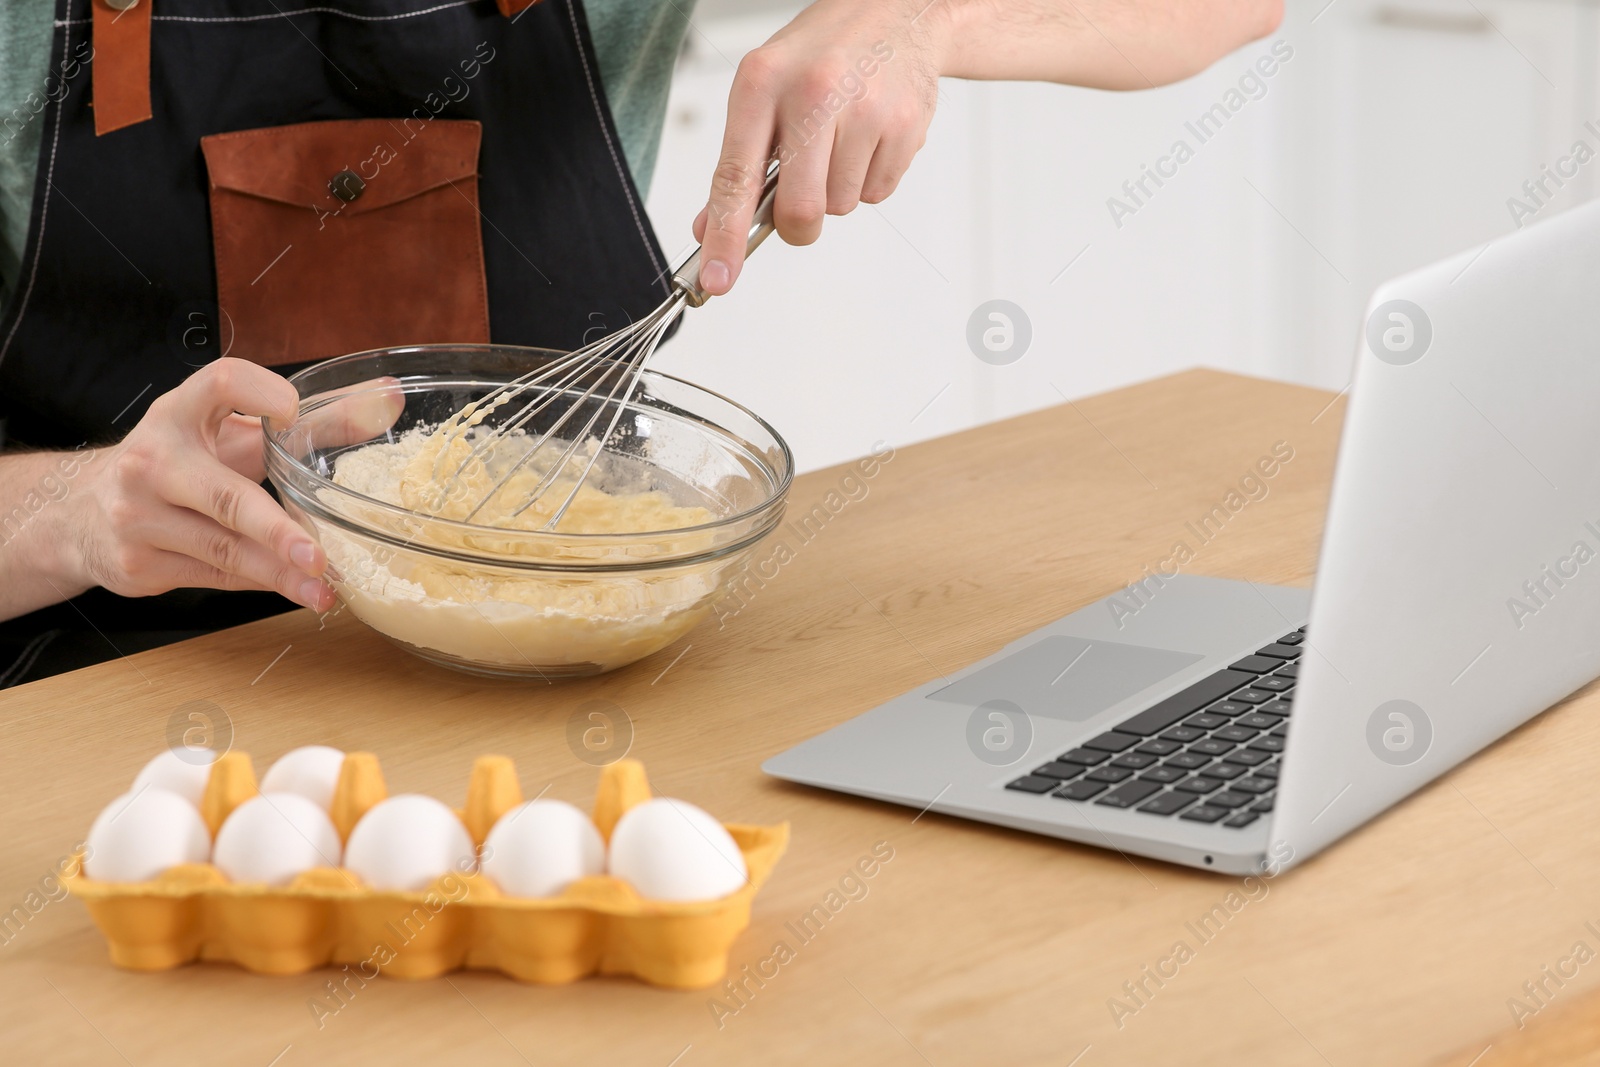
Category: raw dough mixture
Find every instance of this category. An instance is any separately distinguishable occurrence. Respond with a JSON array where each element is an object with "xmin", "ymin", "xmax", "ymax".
[{"xmin": 316, "ymin": 426, "xmax": 720, "ymax": 672}]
